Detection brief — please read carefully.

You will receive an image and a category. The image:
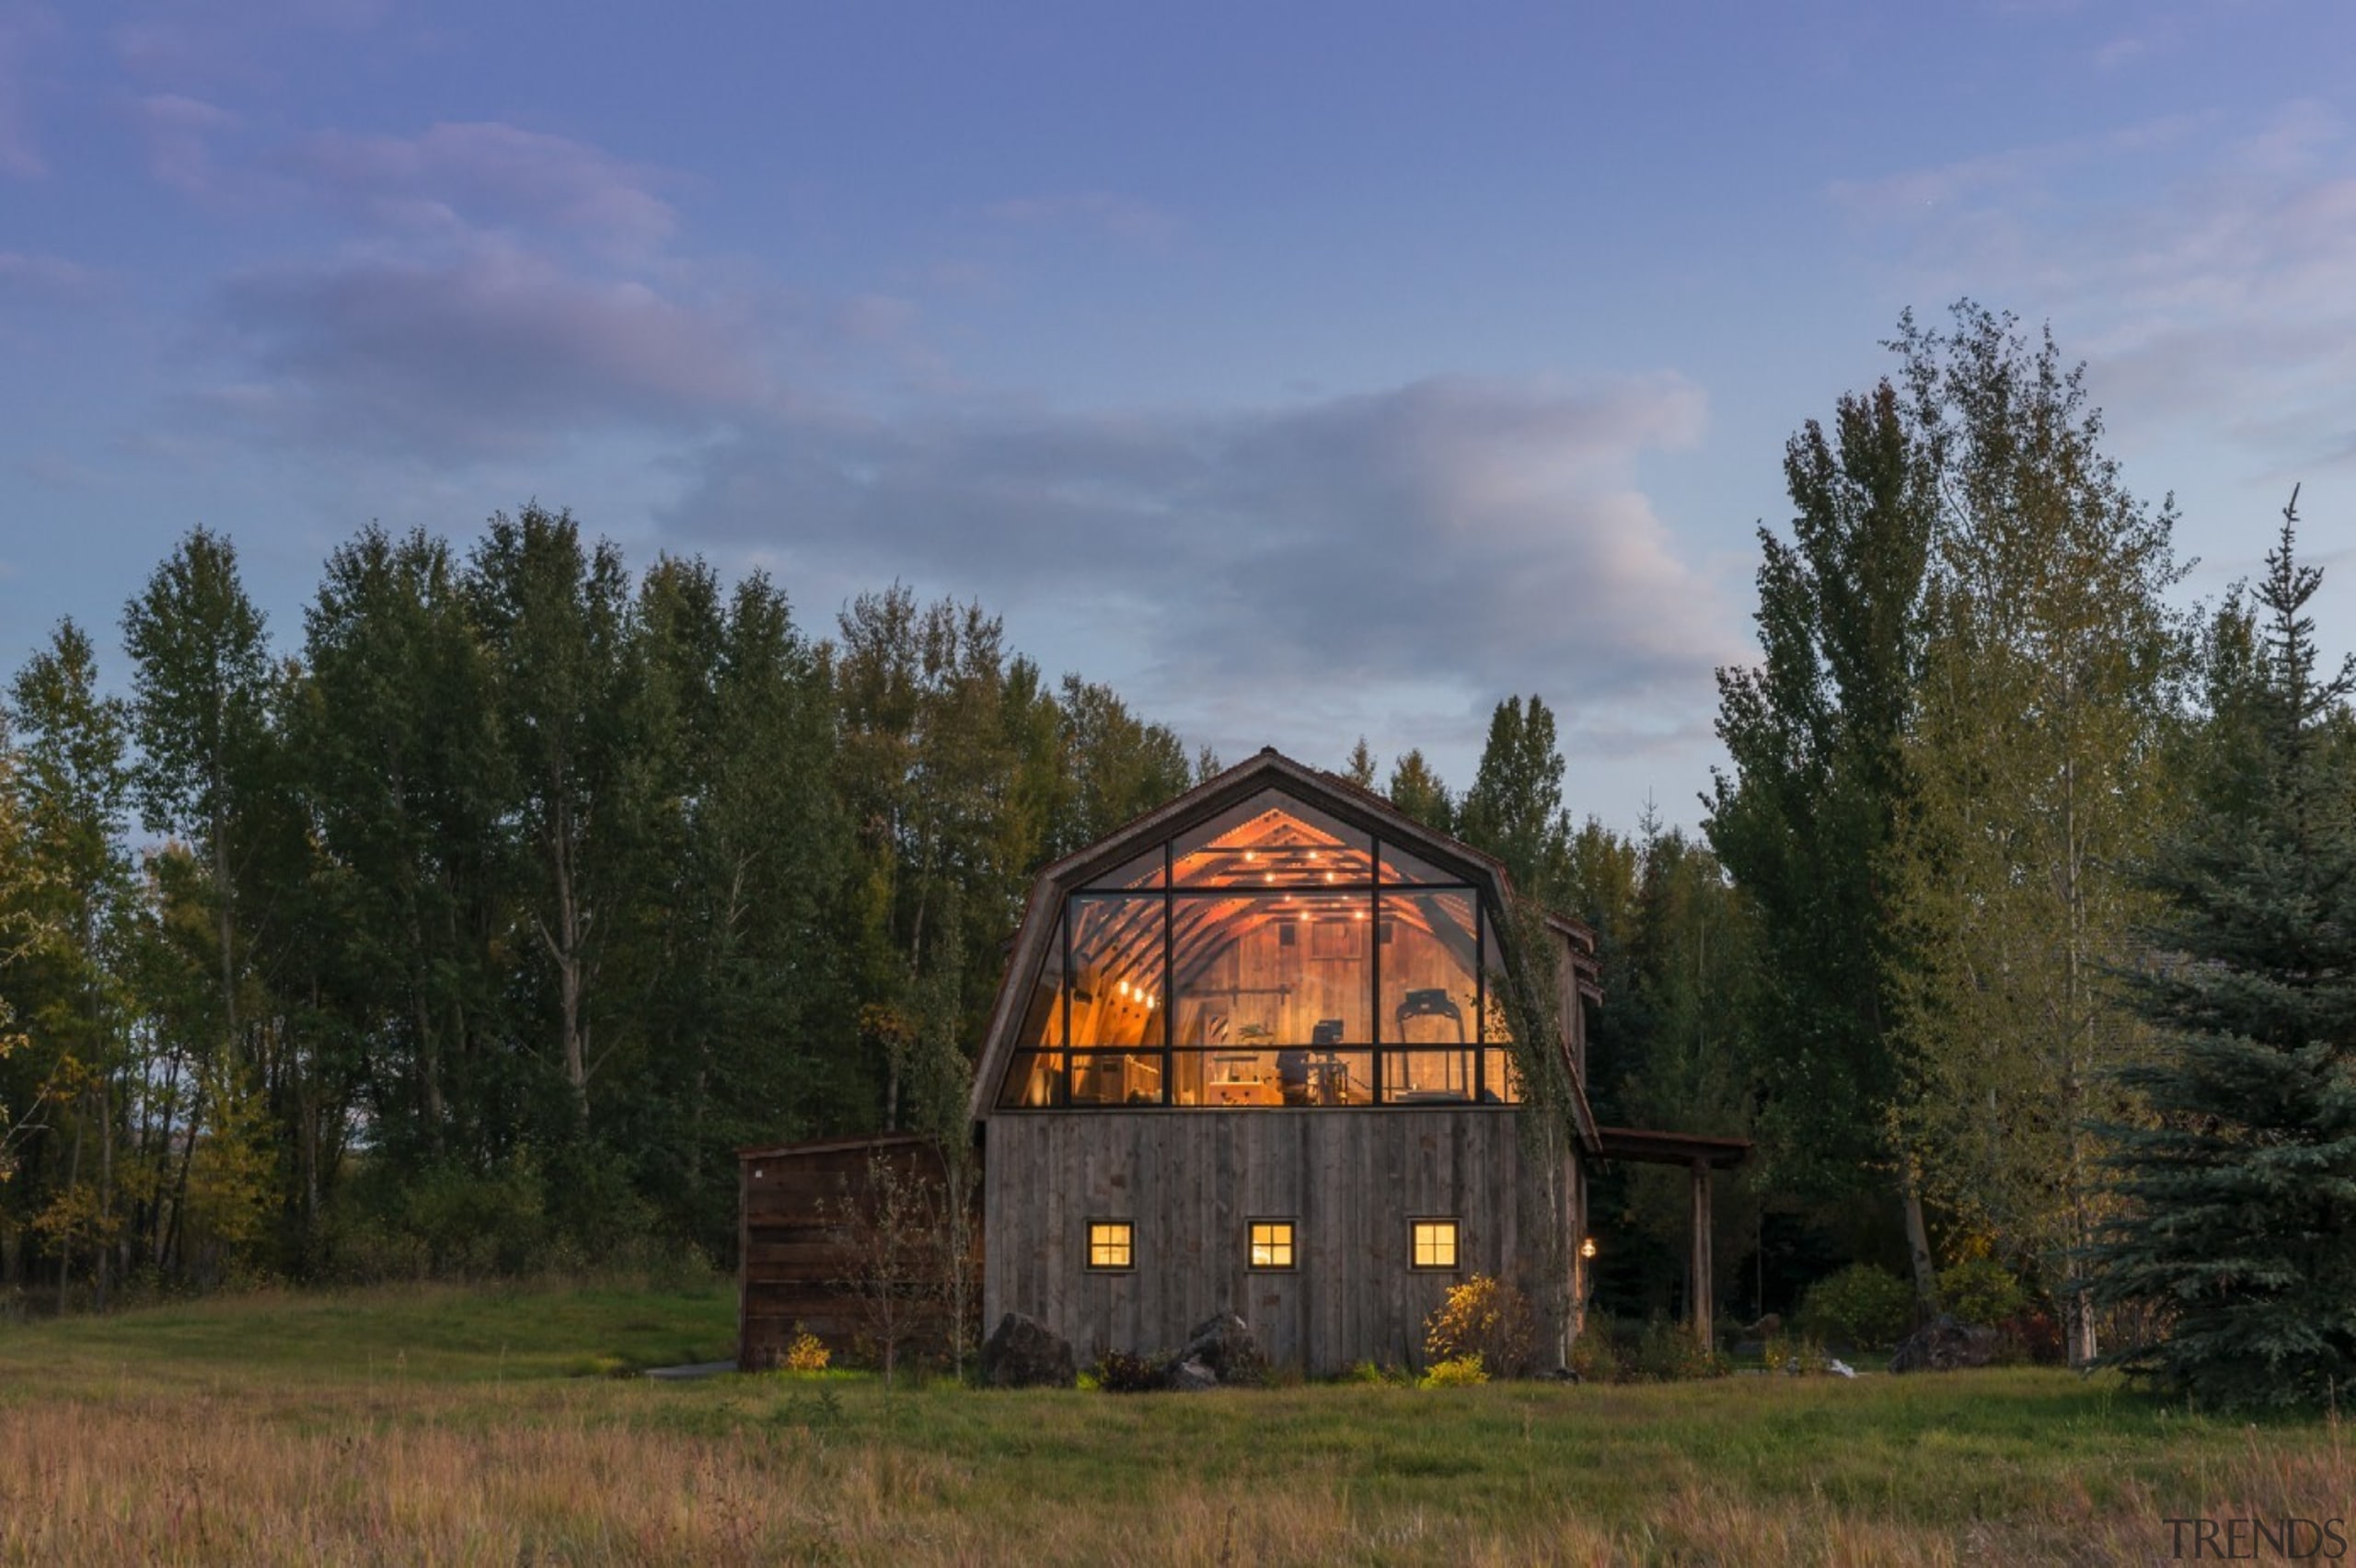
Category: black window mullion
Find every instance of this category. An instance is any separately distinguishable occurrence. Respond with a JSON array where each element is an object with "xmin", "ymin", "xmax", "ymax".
[
  {"xmin": 1161, "ymin": 840, "xmax": 1173, "ymax": 1104},
  {"xmin": 1473, "ymin": 899, "xmax": 1486, "ymax": 1103},
  {"xmin": 1370, "ymin": 839, "xmax": 1384, "ymax": 1104},
  {"xmin": 1060, "ymin": 902, "xmax": 1073, "ymax": 1109}
]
